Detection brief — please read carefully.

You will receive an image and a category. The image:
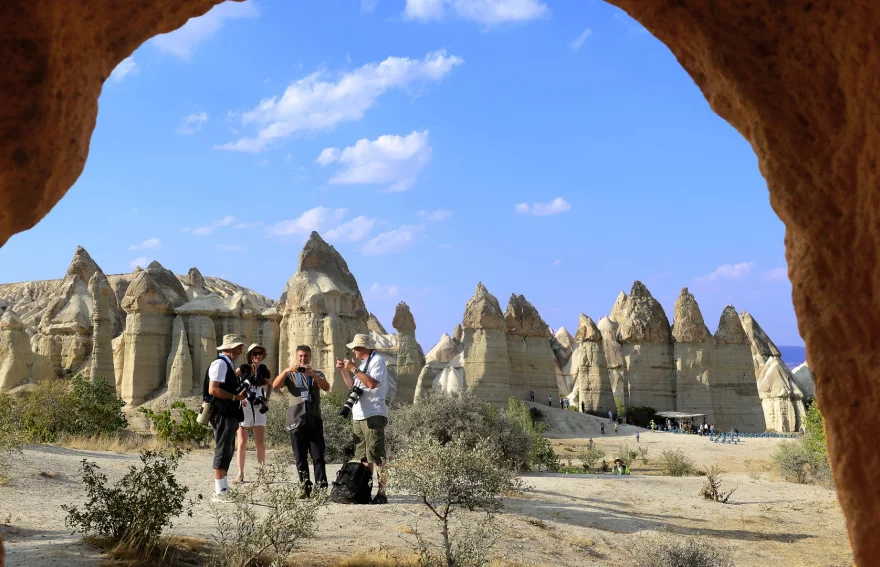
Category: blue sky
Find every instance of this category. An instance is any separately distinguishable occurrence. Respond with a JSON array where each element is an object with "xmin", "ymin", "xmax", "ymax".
[{"xmin": 0, "ymin": 0, "xmax": 802, "ymax": 348}]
